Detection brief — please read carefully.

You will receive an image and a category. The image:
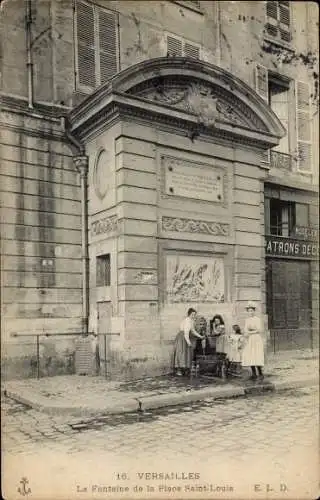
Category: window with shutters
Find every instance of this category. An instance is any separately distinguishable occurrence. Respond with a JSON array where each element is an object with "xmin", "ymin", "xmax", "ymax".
[
  {"xmin": 296, "ymin": 81, "xmax": 312, "ymax": 173},
  {"xmin": 265, "ymin": 1, "xmax": 291, "ymax": 44},
  {"xmin": 166, "ymin": 33, "xmax": 201, "ymax": 59},
  {"xmin": 256, "ymin": 65, "xmax": 293, "ymax": 165},
  {"xmin": 268, "ymin": 77, "xmax": 290, "ymax": 154},
  {"xmin": 75, "ymin": 0, "xmax": 119, "ymax": 92}
]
